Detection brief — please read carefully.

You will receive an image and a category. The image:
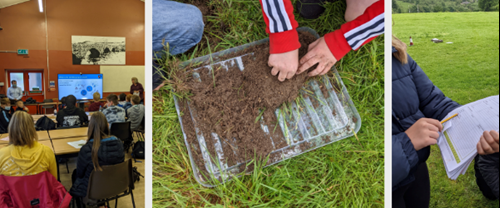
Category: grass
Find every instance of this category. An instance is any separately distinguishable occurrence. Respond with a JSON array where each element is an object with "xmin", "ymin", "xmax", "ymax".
[
  {"xmin": 153, "ymin": 0, "xmax": 384, "ymax": 207},
  {"xmin": 394, "ymin": 12, "xmax": 499, "ymax": 208}
]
